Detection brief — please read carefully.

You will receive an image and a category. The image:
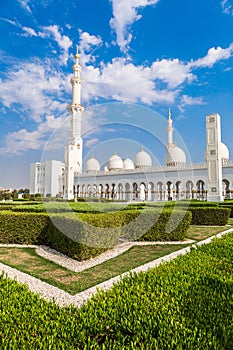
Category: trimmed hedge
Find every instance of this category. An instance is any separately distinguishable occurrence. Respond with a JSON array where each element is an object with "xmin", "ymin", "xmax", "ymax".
[
  {"xmin": 0, "ymin": 208, "xmax": 191, "ymax": 260},
  {"xmin": 11, "ymin": 204, "xmax": 47, "ymax": 213},
  {"xmin": 121, "ymin": 209, "xmax": 191, "ymax": 241},
  {"xmin": 219, "ymin": 201, "xmax": 233, "ymax": 218},
  {"xmin": 43, "ymin": 214, "xmax": 122, "ymax": 260},
  {"xmin": 0, "ymin": 212, "xmax": 121, "ymax": 260},
  {"xmin": 0, "ymin": 211, "xmax": 48, "ymax": 244},
  {"xmin": 180, "ymin": 201, "xmax": 219, "ymax": 208},
  {"xmin": 0, "ymin": 205, "xmax": 14, "ymax": 211},
  {"xmin": 11, "ymin": 204, "xmax": 74, "ymax": 213},
  {"xmin": 11, "ymin": 202, "xmax": 126, "ymax": 214},
  {"xmin": 0, "ymin": 230, "xmax": 233, "ymax": 348},
  {"xmin": 189, "ymin": 207, "xmax": 230, "ymax": 225}
]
